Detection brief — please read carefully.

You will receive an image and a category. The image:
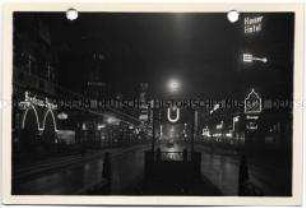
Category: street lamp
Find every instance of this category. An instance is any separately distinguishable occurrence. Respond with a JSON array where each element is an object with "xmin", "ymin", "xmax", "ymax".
[{"xmin": 168, "ymin": 79, "xmax": 180, "ymax": 93}]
